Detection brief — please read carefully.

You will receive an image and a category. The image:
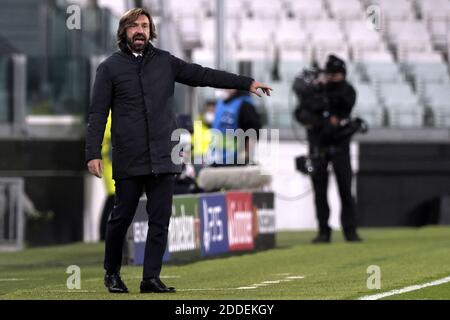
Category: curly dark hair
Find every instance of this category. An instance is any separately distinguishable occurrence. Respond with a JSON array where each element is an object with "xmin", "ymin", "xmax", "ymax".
[{"xmin": 116, "ymin": 8, "xmax": 157, "ymax": 46}]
